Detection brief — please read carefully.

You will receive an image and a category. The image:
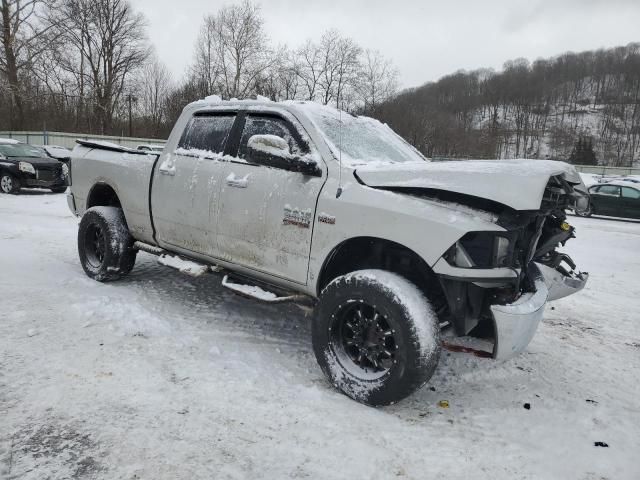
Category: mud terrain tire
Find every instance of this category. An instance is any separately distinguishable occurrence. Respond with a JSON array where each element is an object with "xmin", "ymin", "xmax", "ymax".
[
  {"xmin": 78, "ymin": 206, "xmax": 137, "ymax": 282},
  {"xmin": 312, "ymin": 270, "xmax": 441, "ymax": 406}
]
